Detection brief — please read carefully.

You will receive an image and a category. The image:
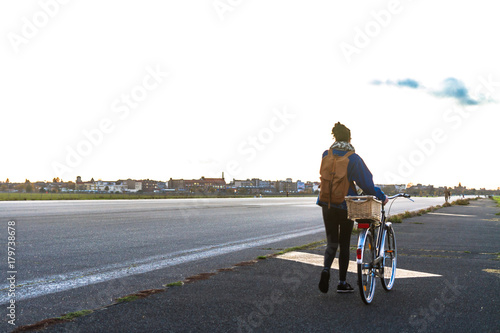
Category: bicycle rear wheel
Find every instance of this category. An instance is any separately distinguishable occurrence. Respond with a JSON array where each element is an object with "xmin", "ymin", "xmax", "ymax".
[
  {"xmin": 381, "ymin": 225, "xmax": 397, "ymax": 291},
  {"xmin": 357, "ymin": 230, "xmax": 376, "ymax": 304}
]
